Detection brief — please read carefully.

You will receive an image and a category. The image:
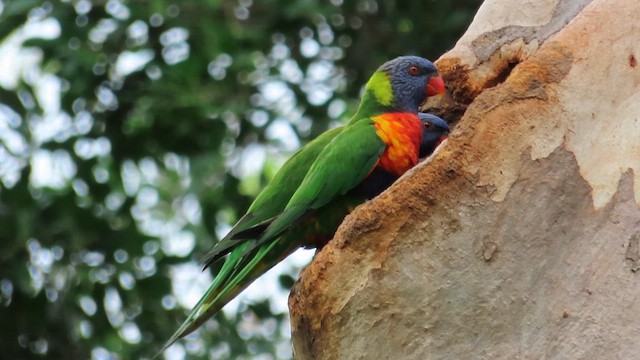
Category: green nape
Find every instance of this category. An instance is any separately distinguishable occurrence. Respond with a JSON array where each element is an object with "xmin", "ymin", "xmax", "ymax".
[
  {"xmin": 348, "ymin": 70, "xmax": 393, "ymax": 124},
  {"xmin": 365, "ymin": 71, "xmax": 393, "ymax": 107}
]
